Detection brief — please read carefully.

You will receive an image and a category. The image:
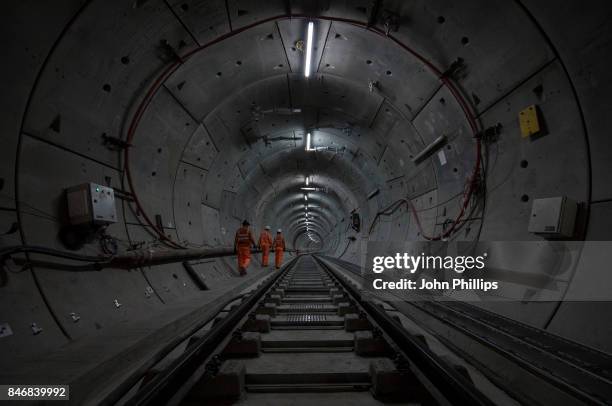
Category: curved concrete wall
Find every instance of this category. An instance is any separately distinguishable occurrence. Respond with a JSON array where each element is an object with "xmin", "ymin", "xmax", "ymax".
[{"xmin": 1, "ymin": 0, "xmax": 611, "ymax": 366}]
